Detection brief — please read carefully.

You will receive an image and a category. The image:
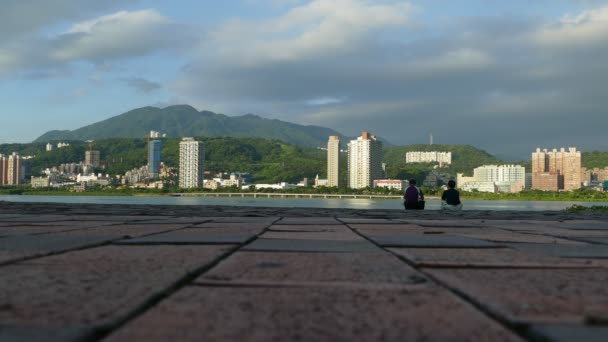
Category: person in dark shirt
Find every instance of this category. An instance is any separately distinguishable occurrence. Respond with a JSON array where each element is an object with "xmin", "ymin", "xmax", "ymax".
[
  {"xmin": 404, "ymin": 179, "xmax": 425, "ymax": 210},
  {"xmin": 441, "ymin": 180, "xmax": 462, "ymax": 211}
]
